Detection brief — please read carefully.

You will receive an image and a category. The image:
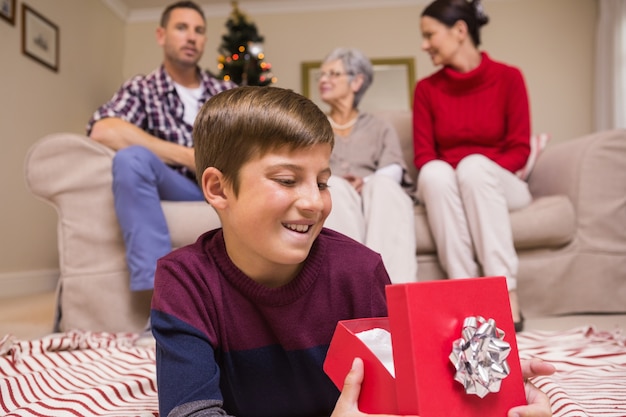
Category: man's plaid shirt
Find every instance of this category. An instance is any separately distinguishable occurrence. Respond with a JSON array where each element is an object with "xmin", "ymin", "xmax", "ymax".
[{"xmin": 86, "ymin": 65, "xmax": 237, "ymax": 177}]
